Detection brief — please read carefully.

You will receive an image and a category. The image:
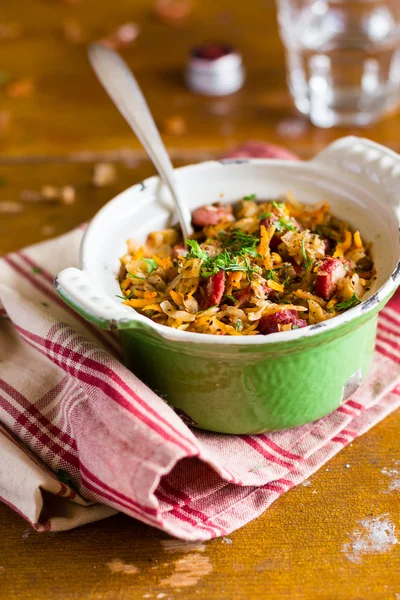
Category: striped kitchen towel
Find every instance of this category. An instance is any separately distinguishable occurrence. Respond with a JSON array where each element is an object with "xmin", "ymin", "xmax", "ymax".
[{"xmin": 1, "ymin": 144, "xmax": 400, "ymax": 540}]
